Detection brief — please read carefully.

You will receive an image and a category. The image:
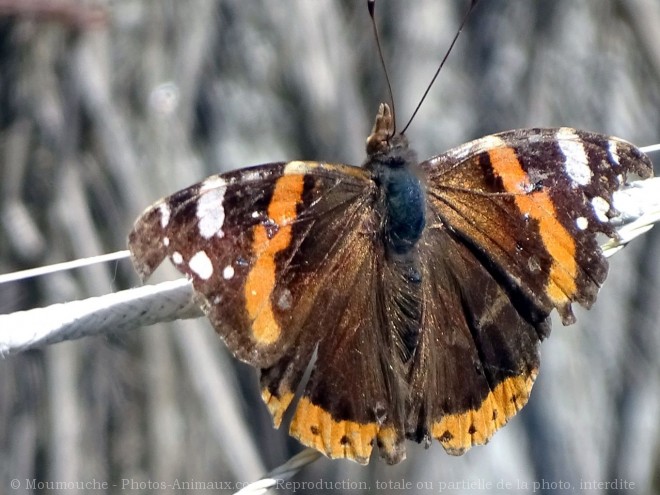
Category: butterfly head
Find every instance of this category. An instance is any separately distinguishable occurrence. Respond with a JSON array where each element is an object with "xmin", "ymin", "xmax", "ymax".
[
  {"xmin": 367, "ymin": 103, "xmax": 416, "ymax": 168},
  {"xmin": 366, "ymin": 103, "xmax": 410, "ymax": 160}
]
